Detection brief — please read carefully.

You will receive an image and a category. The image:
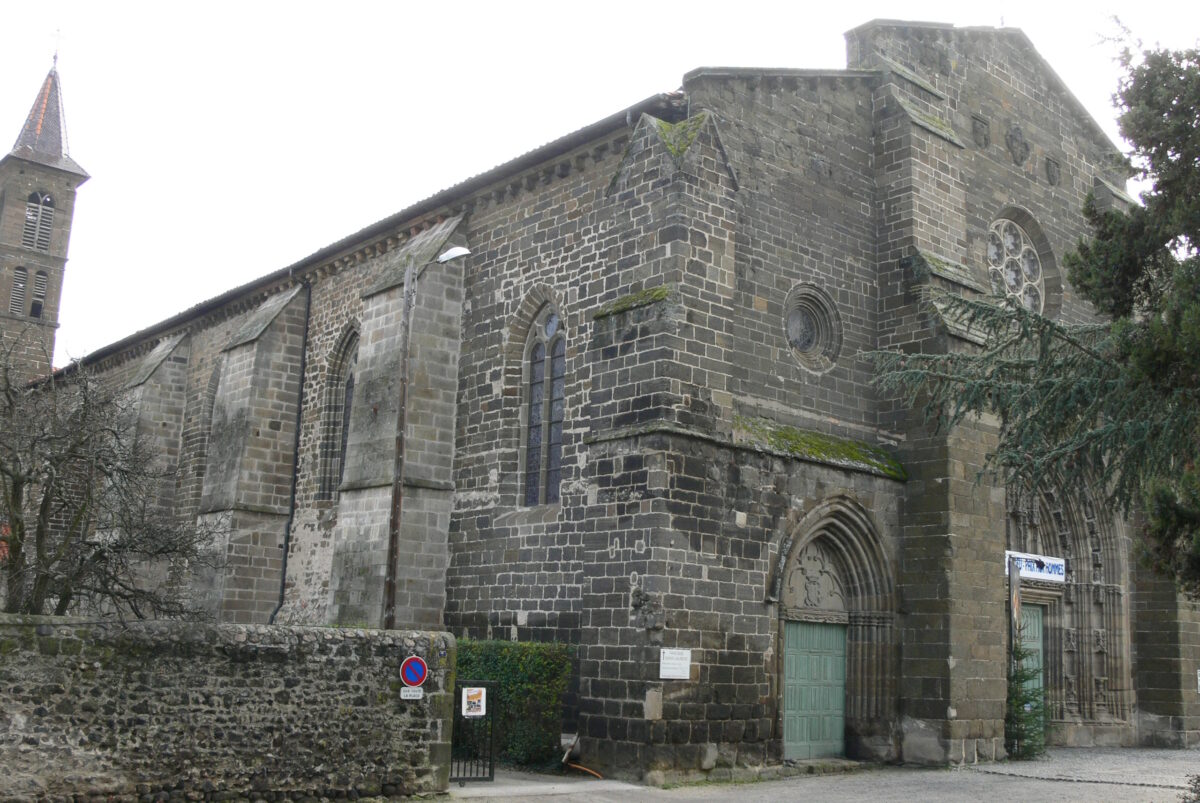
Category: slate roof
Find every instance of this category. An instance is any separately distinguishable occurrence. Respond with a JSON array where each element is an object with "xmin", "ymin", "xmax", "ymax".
[{"xmin": 7, "ymin": 66, "xmax": 88, "ymax": 178}]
